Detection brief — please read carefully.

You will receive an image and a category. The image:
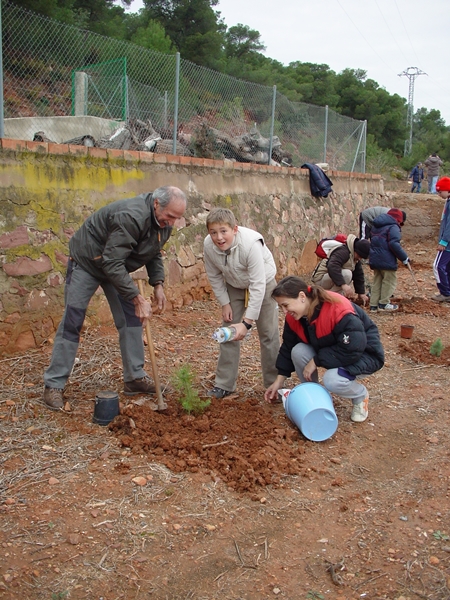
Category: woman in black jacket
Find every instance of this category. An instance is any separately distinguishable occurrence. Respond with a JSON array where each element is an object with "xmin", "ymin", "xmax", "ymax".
[{"xmin": 265, "ymin": 276, "xmax": 384, "ymax": 423}]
